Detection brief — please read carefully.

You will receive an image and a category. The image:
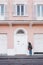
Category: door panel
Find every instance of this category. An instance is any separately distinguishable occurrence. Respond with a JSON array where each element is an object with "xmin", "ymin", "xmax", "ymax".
[
  {"xmin": 34, "ymin": 34, "xmax": 43, "ymax": 53},
  {"xmin": 0, "ymin": 34, "xmax": 7, "ymax": 55},
  {"xmin": 14, "ymin": 34, "xmax": 28, "ymax": 55}
]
